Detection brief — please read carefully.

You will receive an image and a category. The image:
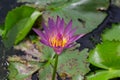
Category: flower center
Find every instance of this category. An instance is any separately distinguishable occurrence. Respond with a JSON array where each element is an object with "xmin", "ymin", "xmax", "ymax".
[{"xmin": 49, "ymin": 33, "xmax": 68, "ymax": 48}]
